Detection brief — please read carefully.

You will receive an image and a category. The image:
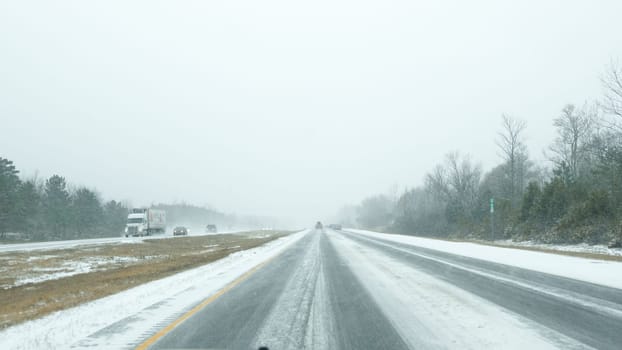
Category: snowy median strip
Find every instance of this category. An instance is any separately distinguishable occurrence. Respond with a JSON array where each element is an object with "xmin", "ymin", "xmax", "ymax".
[
  {"xmin": 0, "ymin": 230, "xmax": 309, "ymax": 350},
  {"xmin": 12, "ymin": 256, "xmax": 143, "ymax": 287}
]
